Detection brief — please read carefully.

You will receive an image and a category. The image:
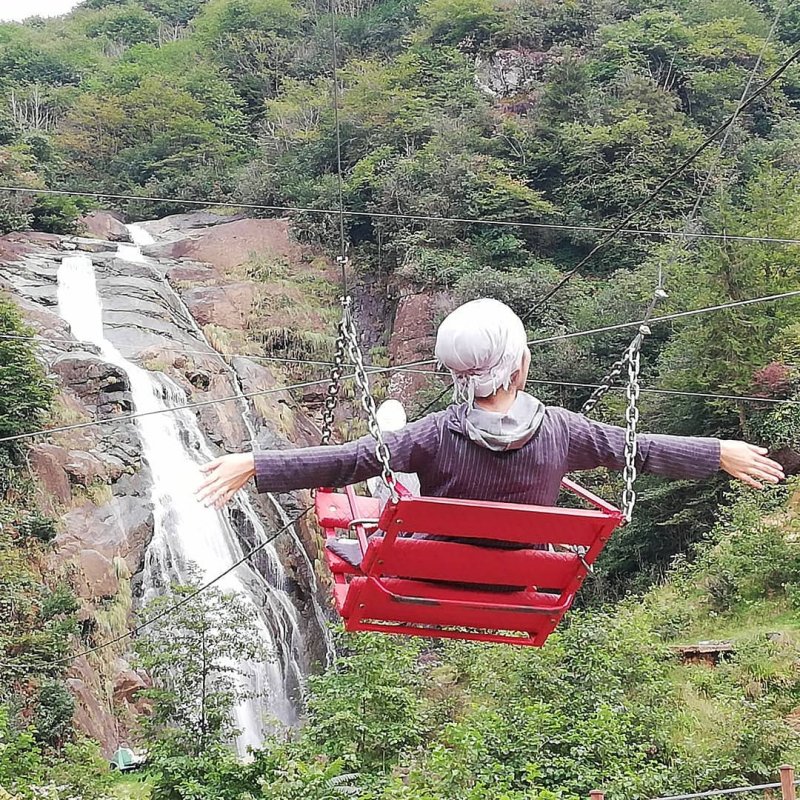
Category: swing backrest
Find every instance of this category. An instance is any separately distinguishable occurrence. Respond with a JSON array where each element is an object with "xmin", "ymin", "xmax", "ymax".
[{"xmin": 367, "ymin": 481, "xmax": 619, "ymax": 586}]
